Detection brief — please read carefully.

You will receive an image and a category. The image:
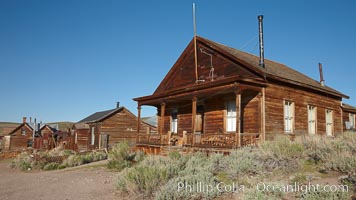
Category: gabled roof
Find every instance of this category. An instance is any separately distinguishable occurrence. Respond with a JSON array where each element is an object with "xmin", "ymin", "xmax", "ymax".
[
  {"xmin": 8, "ymin": 123, "xmax": 33, "ymax": 135},
  {"xmin": 40, "ymin": 124, "xmax": 57, "ymax": 133},
  {"xmin": 78, "ymin": 107, "xmax": 124, "ymax": 123},
  {"xmin": 198, "ymin": 36, "xmax": 348, "ymax": 99},
  {"xmin": 342, "ymin": 103, "xmax": 356, "ymax": 112},
  {"xmin": 135, "ymin": 36, "xmax": 348, "ymax": 103}
]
